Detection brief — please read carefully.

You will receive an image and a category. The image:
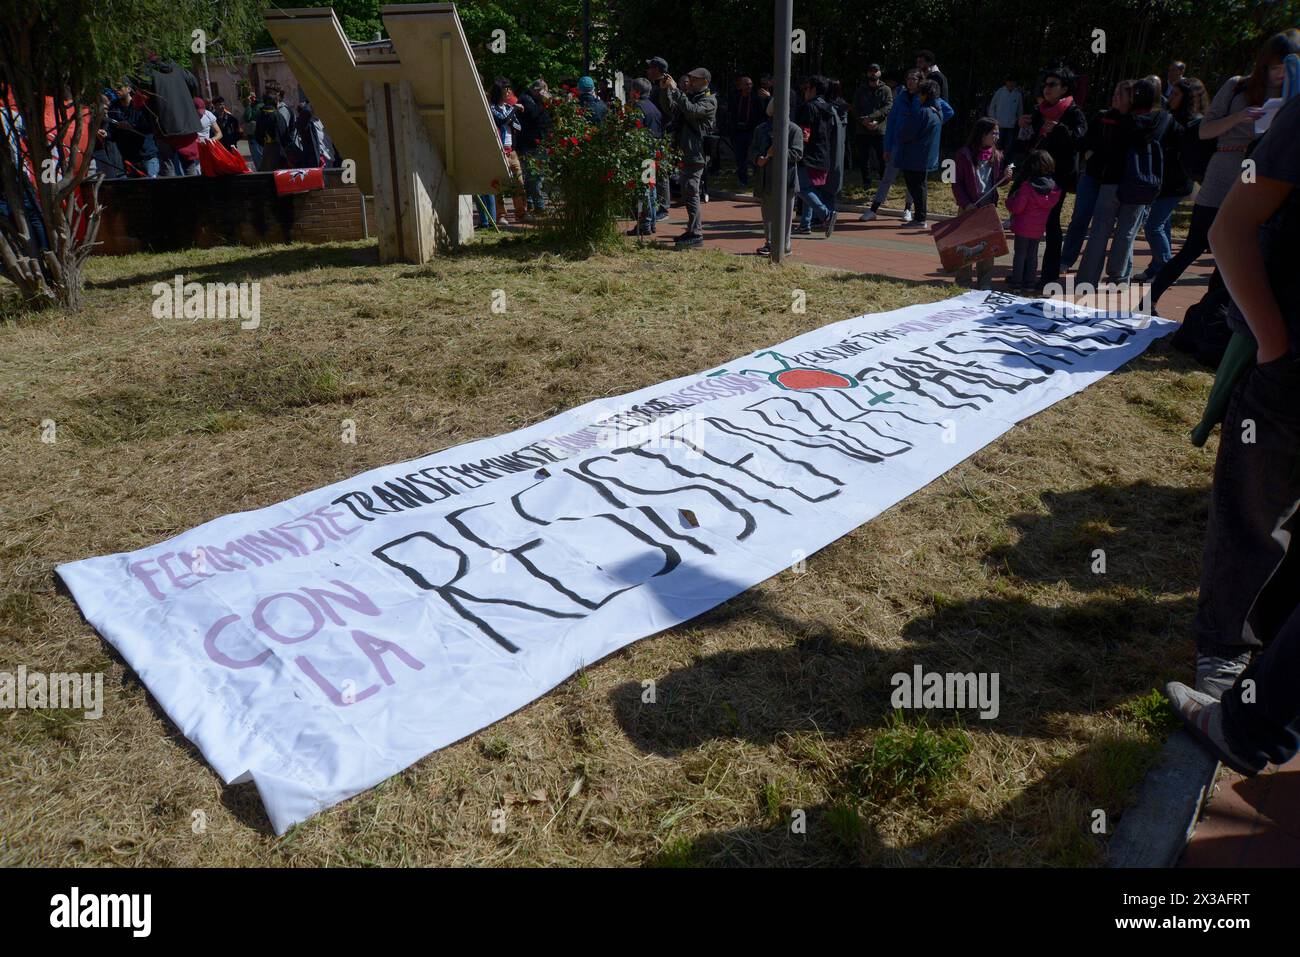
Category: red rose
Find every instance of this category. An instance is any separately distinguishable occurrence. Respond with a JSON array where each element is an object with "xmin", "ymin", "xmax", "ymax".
[
  {"xmin": 635, "ymin": 119, "xmax": 642, "ymax": 128},
  {"xmin": 655, "ymin": 150, "xmax": 663, "ymax": 159}
]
